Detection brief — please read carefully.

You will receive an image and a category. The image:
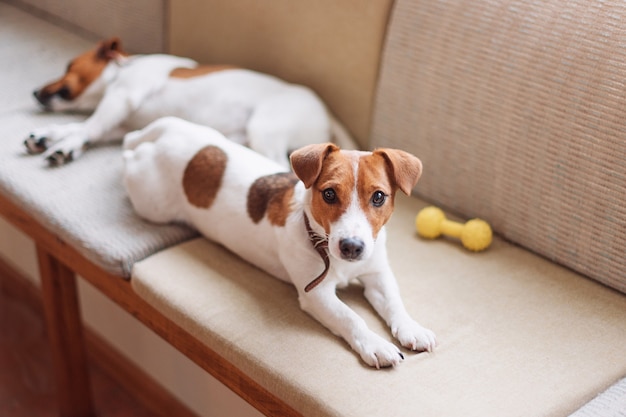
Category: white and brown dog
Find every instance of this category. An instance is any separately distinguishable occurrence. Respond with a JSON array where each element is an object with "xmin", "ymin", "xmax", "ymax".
[
  {"xmin": 27, "ymin": 37, "xmax": 354, "ymax": 167},
  {"xmin": 122, "ymin": 117, "xmax": 436, "ymax": 368}
]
